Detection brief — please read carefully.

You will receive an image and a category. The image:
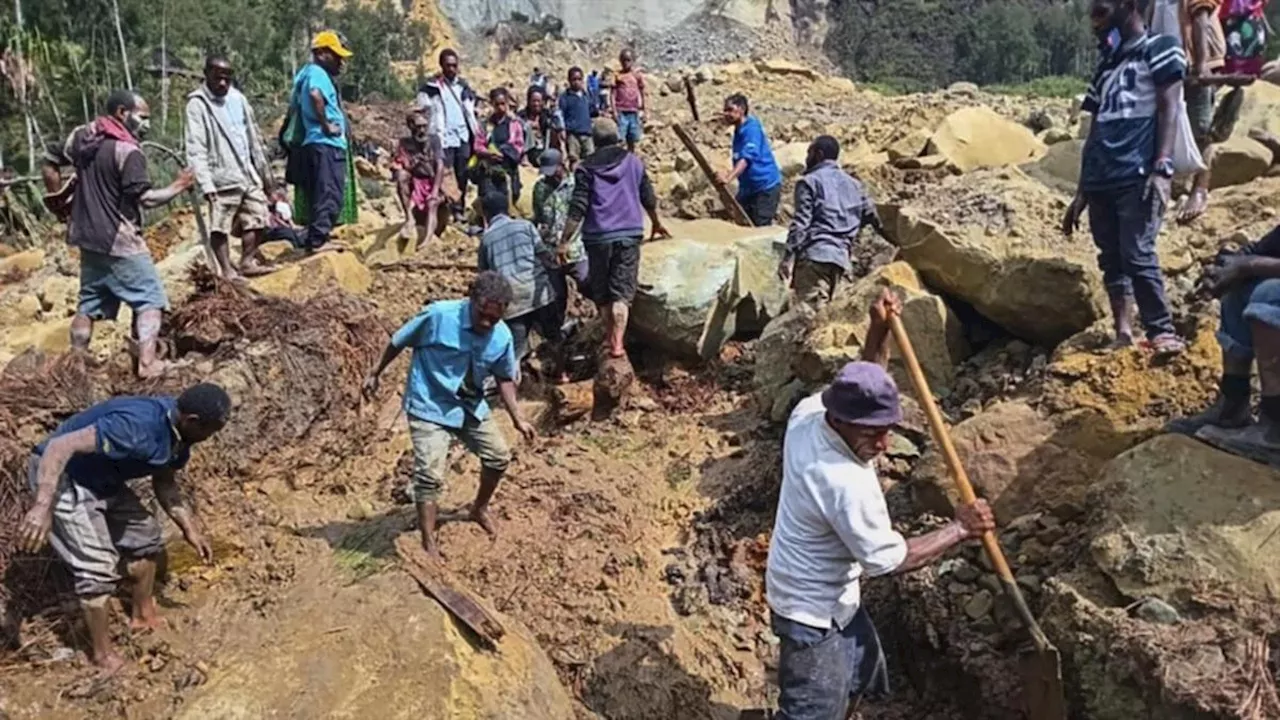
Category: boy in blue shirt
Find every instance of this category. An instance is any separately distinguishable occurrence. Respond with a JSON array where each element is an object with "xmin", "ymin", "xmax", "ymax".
[
  {"xmin": 19, "ymin": 384, "xmax": 231, "ymax": 674},
  {"xmin": 559, "ymin": 67, "xmax": 598, "ymax": 163},
  {"xmin": 291, "ymin": 30, "xmax": 352, "ymax": 251},
  {"xmin": 720, "ymin": 93, "xmax": 783, "ymax": 227},
  {"xmin": 1062, "ymin": 0, "xmax": 1186, "ymax": 356},
  {"xmin": 362, "ymin": 271, "xmax": 537, "ymax": 561}
]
